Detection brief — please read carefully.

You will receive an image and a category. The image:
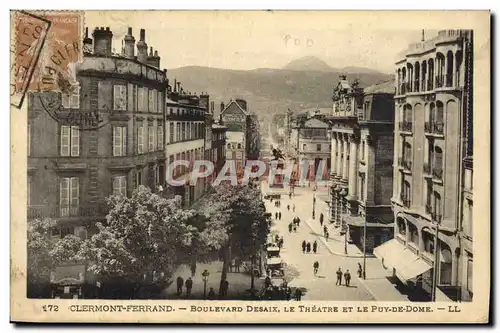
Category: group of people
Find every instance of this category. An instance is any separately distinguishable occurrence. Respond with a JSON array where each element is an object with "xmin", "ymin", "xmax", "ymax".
[
  {"xmin": 261, "ymin": 277, "xmax": 302, "ymax": 301},
  {"xmin": 288, "ymin": 216, "xmax": 301, "ymax": 233},
  {"xmin": 228, "ymin": 257, "xmax": 243, "ymax": 273},
  {"xmin": 275, "ymin": 211, "xmax": 282, "ymax": 220},
  {"xmin": 176, "ymin": 276, "xmax": 194, "ymax": 297},
  {"xmin": 335, "ymin": 267, "xmax": 352, "ymax": 287},
  {"xmin": 301, "ymin": 240, "xmax": 318, "ymax": 254},
  {"xmin": 286, "ymin": 203, "xmax": 295, "ymax": 212},
  {"xmin": 272, "ymin": 198, "xmax": 282, "ymax": 208}
]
